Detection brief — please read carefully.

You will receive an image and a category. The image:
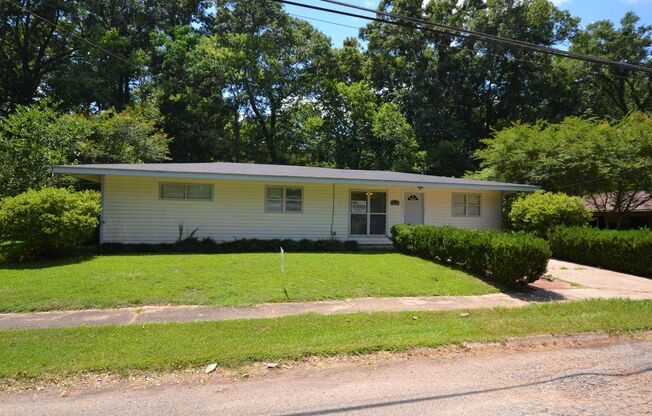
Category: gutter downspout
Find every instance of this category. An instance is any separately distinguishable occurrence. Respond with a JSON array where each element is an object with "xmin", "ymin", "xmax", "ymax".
[
  {"xmin": 330, "ymin": 183, "xmax": 336, "ymax": 238},
  {"xmin": 99, "ymin": 175, "xmax": 105, "ymax": 244}
]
